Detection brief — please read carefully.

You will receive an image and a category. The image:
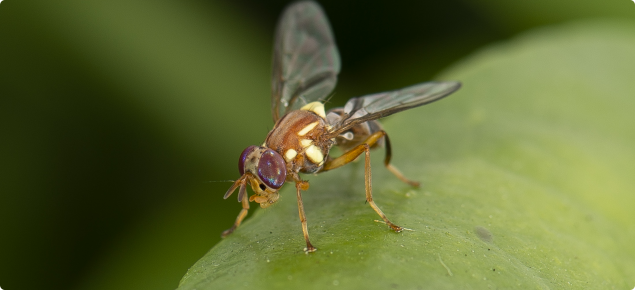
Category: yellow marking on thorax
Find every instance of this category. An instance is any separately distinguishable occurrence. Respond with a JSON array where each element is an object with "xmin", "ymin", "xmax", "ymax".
[
  {"xmin": 285, "ymin": 149, "xmax": 297, "ymax": 161},
  {"xmin": 300, "ymin": 139, "xmax": 312, "ymax": 147},
  {"xmin": 300, "ymin": 102, "xmax": 326, "ymax": 119},
  {"xmin": 305, "ymin": 144, "xmax": 324, "ymax": 164},
  {"xmin": 298, "ymin": 121, "xmax": 319, "ymax": 136}
]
